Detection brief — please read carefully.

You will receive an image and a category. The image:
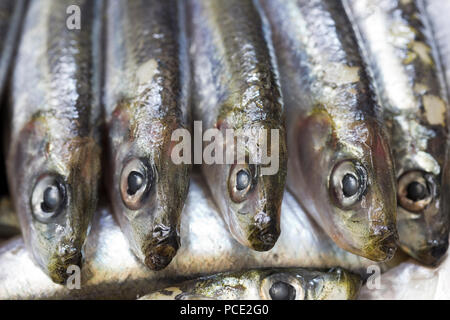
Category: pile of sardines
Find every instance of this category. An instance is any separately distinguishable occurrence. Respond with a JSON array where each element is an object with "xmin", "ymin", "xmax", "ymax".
[{"xmin": 0, "ymin": 0, "xmax": 449, "ymax": 300}]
